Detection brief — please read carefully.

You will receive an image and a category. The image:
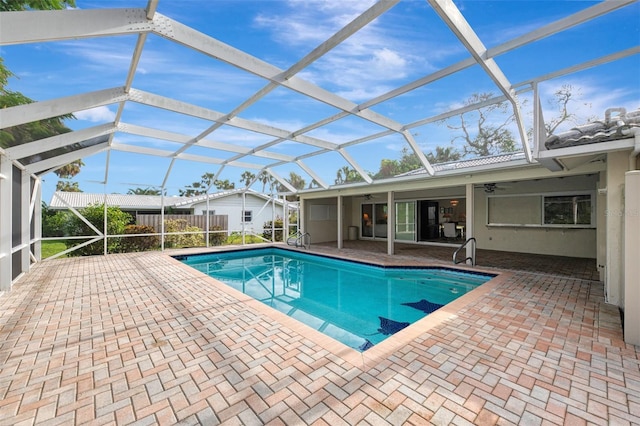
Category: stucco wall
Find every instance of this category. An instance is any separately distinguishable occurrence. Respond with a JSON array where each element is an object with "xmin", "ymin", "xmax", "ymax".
[
  {"xmin": 304, "ymin": 198, "xmax": 338, "ymax": 243},
  {"xmin": 472, "ymin": 175, "xmax": 598, "ymax": 258}
]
